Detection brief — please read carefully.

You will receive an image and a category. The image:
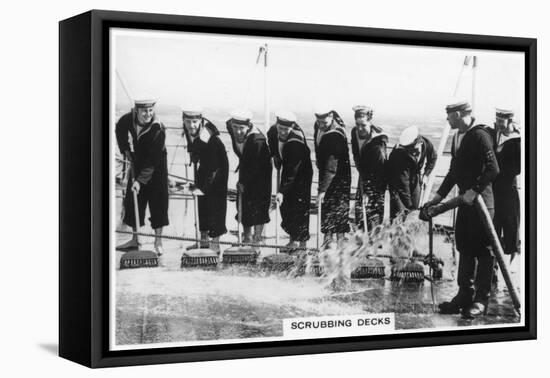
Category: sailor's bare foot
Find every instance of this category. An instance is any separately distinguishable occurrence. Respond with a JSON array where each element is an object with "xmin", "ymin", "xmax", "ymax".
[
  {"xmin": 154, "ymin": 240, "xmax": 164, "ymax": 256},
  {"xmin": 116, "ymin": 238, "xmax": 140, "ymax": 251},
  {"xmin": 252, "ymin": 234, "xmax": 263, "ymax": 253},
  {"xmin": 210, "ymin": 237, "xmax": 221, "ymax": 254},
  {"xmin": 282, "ymin": 241, "xmax": 298, "ymax": 254},
  {"xmin": 186, "ymin": 241, "xmax": 209, "ymax": 250}
]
